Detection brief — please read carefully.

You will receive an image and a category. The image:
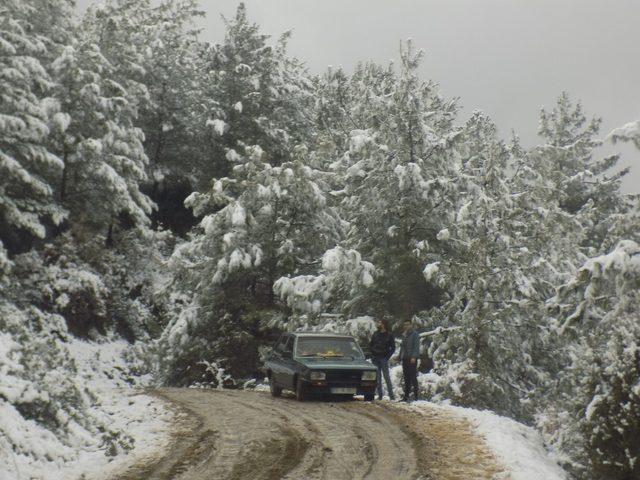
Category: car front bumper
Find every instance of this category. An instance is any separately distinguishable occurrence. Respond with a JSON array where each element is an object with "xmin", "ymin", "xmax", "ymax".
[{"xmin": 302, "ymin": 380, "xmax": 377, "ymax": 396}]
